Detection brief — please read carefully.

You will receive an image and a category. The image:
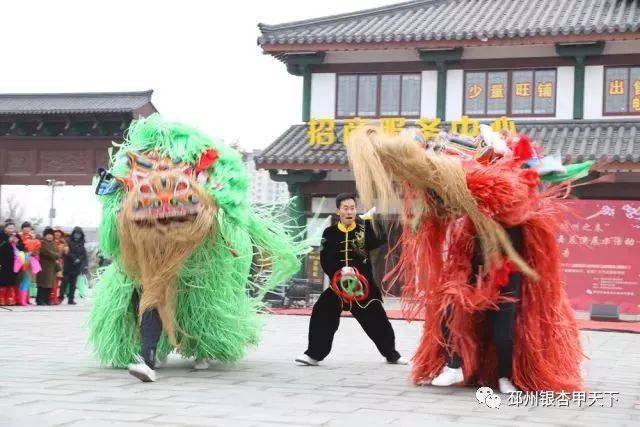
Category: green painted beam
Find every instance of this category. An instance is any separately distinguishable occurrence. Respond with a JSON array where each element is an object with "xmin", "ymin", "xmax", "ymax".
[
  {"xmin": 419, "ymin": 48, "xmax": 463, "ymax": 120},
  {"xmin": 555, "ymin": 42, "xmax": 605, "ymax": 58},
  {"xmin": 573, "ymin": 56, "xmax": 586, "ymax": 120},
  {"xmin": 555, "ymin": 42, "xmax": 605, "ymax": 120},
  {"xmin": 284, "ymin": 53, "xmax": 325, "ymax": 123},
  {"xmin": 436, "ymin": 62, "xmax": 447, "ymax": 120},
  {"xmin": 302, "ymin": 69, "xmax": 312, "ymax": 122}
]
